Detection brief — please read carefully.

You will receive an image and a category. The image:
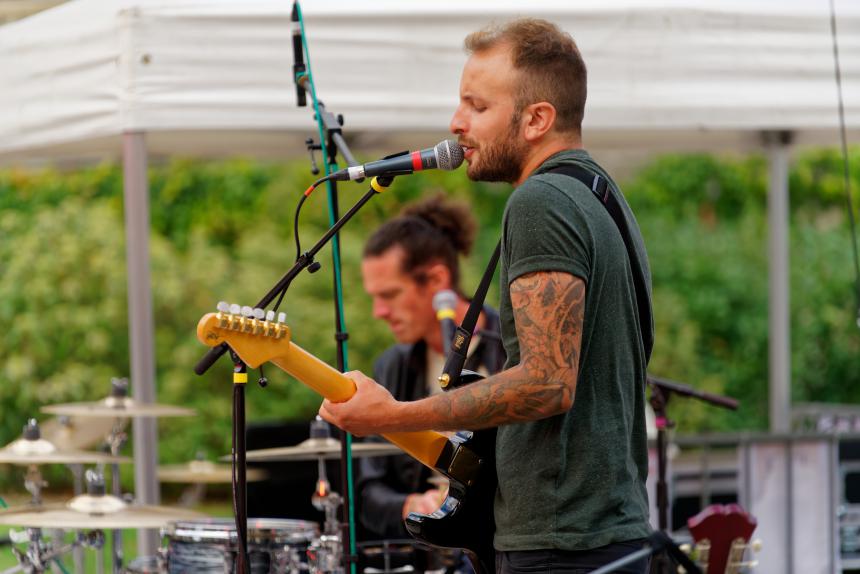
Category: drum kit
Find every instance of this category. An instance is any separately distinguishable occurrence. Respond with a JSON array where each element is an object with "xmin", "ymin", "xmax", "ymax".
[{"xmin": 0, "ymin": 379, "xmax": 416, "ymax": 574}]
